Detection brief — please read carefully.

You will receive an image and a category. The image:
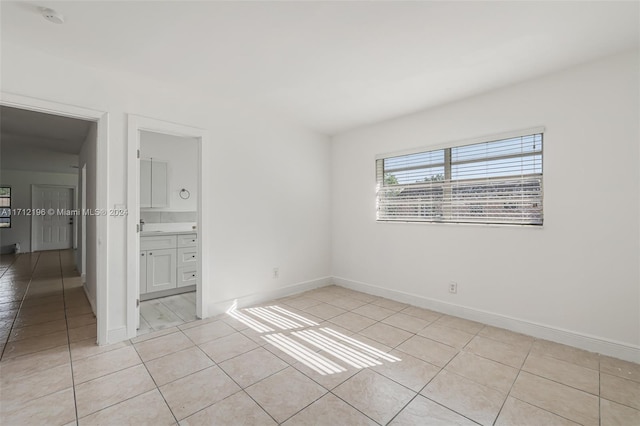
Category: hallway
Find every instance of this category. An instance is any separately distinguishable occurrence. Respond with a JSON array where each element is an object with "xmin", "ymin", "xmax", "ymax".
[{"xmin": 0, "ymin": 250, "xmax": 96, "ymax": 424}]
